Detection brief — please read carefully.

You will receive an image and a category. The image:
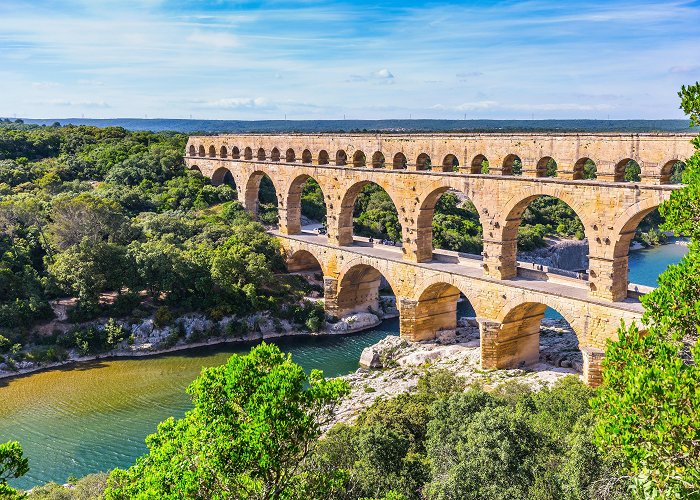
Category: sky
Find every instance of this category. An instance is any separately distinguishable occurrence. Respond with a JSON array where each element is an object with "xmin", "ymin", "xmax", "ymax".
[{"xmin": 1, "ymin": 0, "xmax": 699, "ymax": 120}]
